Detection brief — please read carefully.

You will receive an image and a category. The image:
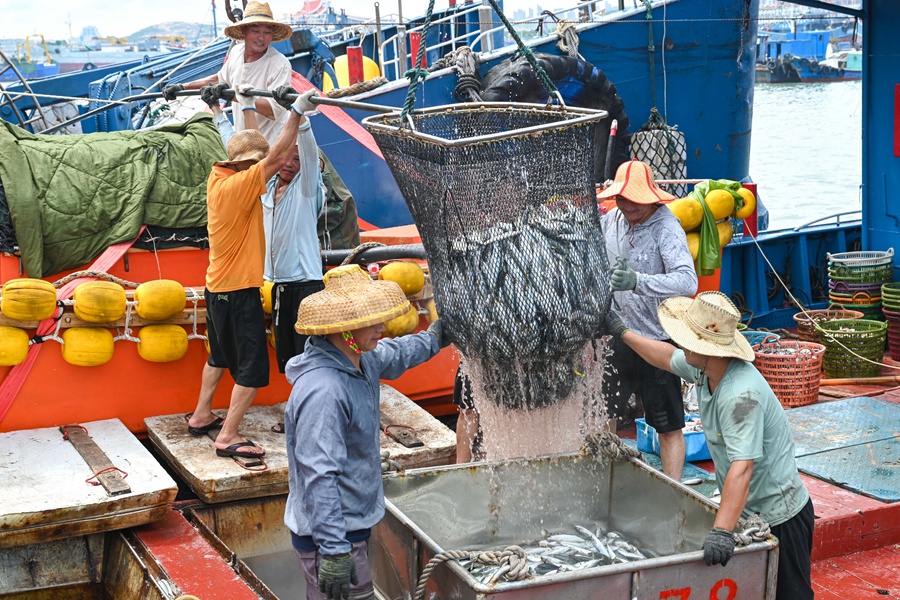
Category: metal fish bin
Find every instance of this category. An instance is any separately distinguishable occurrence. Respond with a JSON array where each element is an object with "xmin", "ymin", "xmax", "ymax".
[{"xmin": 371, "ymin": 452, "xmax": 778, "ymax": 599}]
